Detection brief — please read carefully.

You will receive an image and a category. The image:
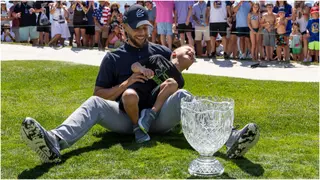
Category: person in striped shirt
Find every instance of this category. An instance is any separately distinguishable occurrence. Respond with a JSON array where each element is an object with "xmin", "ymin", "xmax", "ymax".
[{"xmin": 93, "ymin": 0, "xmax": 111, "ymax": 49}]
